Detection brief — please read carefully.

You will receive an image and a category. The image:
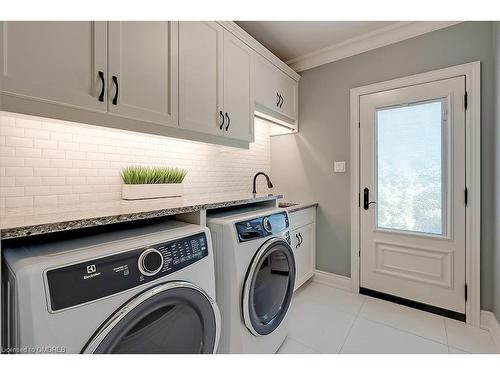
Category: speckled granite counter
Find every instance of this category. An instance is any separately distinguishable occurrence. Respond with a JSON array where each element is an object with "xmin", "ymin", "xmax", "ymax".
[
  {"xmin": 281, "ymin": 202, "xmax": 318, "ymax": 213},
  {"xmin": 0, "ymin": 194, "xmax": 282, "ymax": 239}
]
